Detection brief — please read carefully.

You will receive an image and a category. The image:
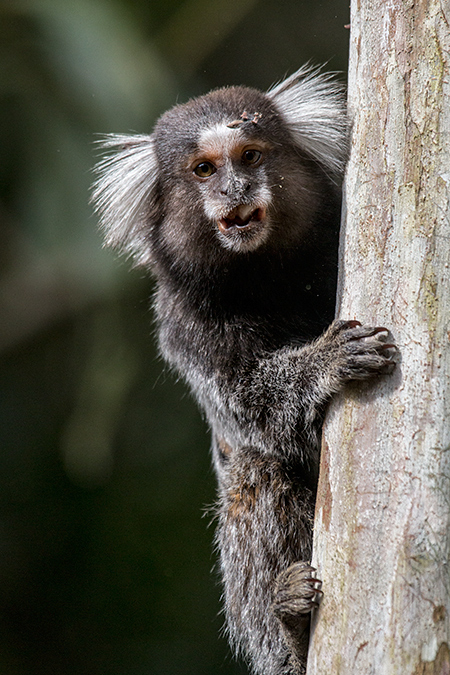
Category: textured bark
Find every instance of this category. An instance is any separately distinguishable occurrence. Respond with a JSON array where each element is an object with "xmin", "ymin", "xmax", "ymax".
[{"xmin": 307, "ymin": 1, "xmax": 450, "ymax": 674}]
